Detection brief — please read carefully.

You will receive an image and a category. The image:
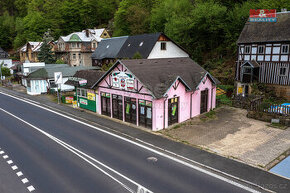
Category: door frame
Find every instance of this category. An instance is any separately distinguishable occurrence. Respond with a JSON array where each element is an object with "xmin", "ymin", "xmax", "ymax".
[
  {"xmin": 200, "ymin": 89, "xmax": 208, "ymax": 114},
  {"xmin": 168, "ymin": 97, "xmax": 179, "ymax": 126}
]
